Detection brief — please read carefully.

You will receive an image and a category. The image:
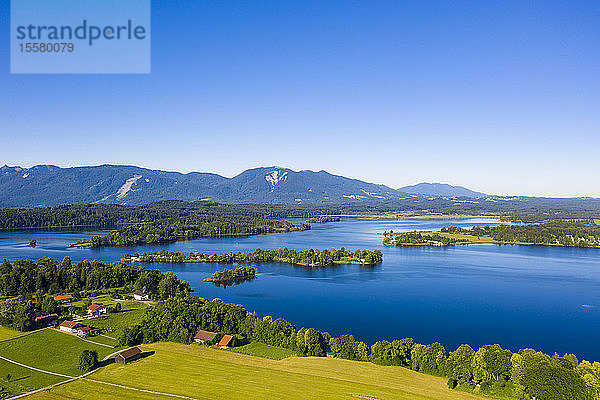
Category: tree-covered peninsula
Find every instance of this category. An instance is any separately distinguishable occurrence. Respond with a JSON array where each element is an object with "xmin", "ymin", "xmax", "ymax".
[
  {"xmin": 72, "ymin": 215, "xmax": 310, "ymax": 247},
  {"xmin": 382, "ymin": 222, "xmax": 600, "ymax": 248},
  {"xmin": 123, "ymin": 247, "xmax": 383, "ymax": 267}
]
